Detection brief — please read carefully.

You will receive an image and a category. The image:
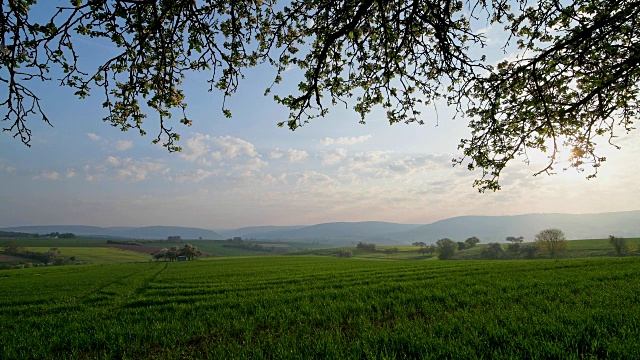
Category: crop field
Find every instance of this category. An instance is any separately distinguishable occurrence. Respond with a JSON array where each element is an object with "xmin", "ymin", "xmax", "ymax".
[
  {"xmin": 2, "ymin": 238, "xmax": 107, "ymax": 248},
  {"xmin": 25, "ymin": 247, "xmax": 152, "ymax": 264},
  {"xmin": 2, "ymin": 256, "xmax": 640, "ymax": 359}
]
